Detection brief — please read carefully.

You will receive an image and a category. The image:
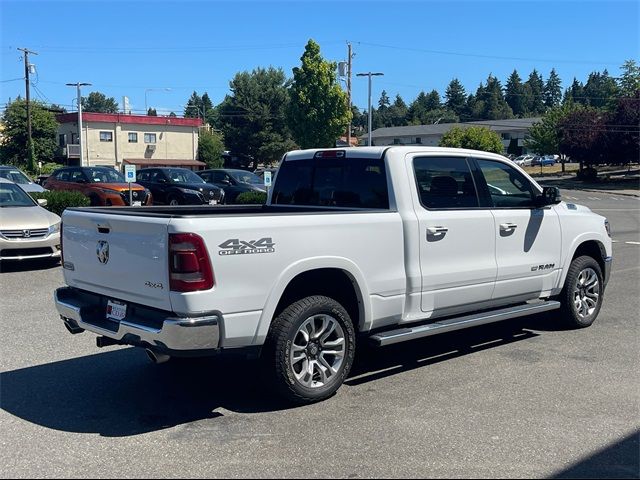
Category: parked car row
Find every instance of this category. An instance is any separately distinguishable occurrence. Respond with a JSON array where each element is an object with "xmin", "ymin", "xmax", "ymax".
[
  {"xmin": 38, "ymin": 166, "xmax": 269, "ymax": 207},
  {"xmin": 512, "ymin": 154, "xmax": 557, "ymax": 167}
]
